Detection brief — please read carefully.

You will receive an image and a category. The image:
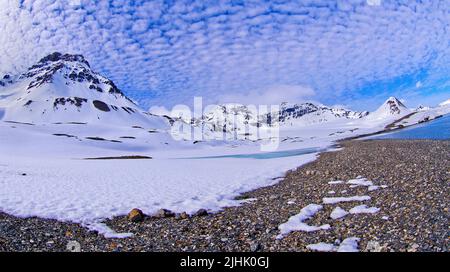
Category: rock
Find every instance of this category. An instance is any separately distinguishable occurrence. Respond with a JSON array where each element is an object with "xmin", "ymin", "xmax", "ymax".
[
  {"xmin": 128, "ymin": 208, "xmax": 144, "ymax": 222},
  {"xmin": 250, "ymin": 242, "xmax": 261, "ymax": 252},
  {"xmin": 180, "ymin": 212, "xmax": 189, "ymax": 219},
  {"xmin": 324, "ymin": 170, "xmax": 330, "ymax": 176},
  {"xmin": 66, "ymin": 240, "xmax": 81, "ymax": 252},
  {"xmin": 365, "ymin": 240, "xmax": 383, "ymax": 252},
  {"xmin": 155, "ymin": 209, "xmax": 175, "ymax": 218},
  {"xmin": 407, "ymin": 243, "xmax": 420, "ymax": 252},
  {"xmin": 194, "ymin": 209, "xmax": 208, "ymax": 217},
  {"xmin": 175, "ymin": 212, "xmax": 189, "ymax": 220},
  {"xmin": 269, "ymin": 195, "xmax": 278, "ymax": 200}
]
